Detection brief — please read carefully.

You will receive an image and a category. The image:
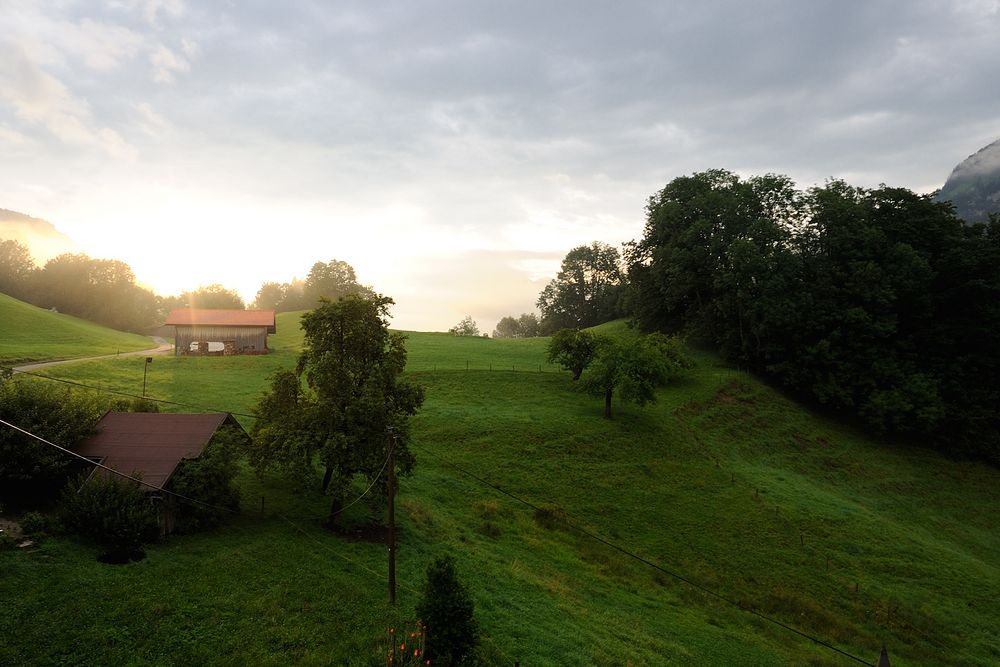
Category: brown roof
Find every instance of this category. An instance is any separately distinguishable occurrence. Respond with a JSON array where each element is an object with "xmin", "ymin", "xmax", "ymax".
[
  {"xmin": 75, "ymin": 412, "xmax": 241, "ymax": 489},
  {"xmin": 165, "ymin": 308, "xmax": 276, "ymax": 332}
]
